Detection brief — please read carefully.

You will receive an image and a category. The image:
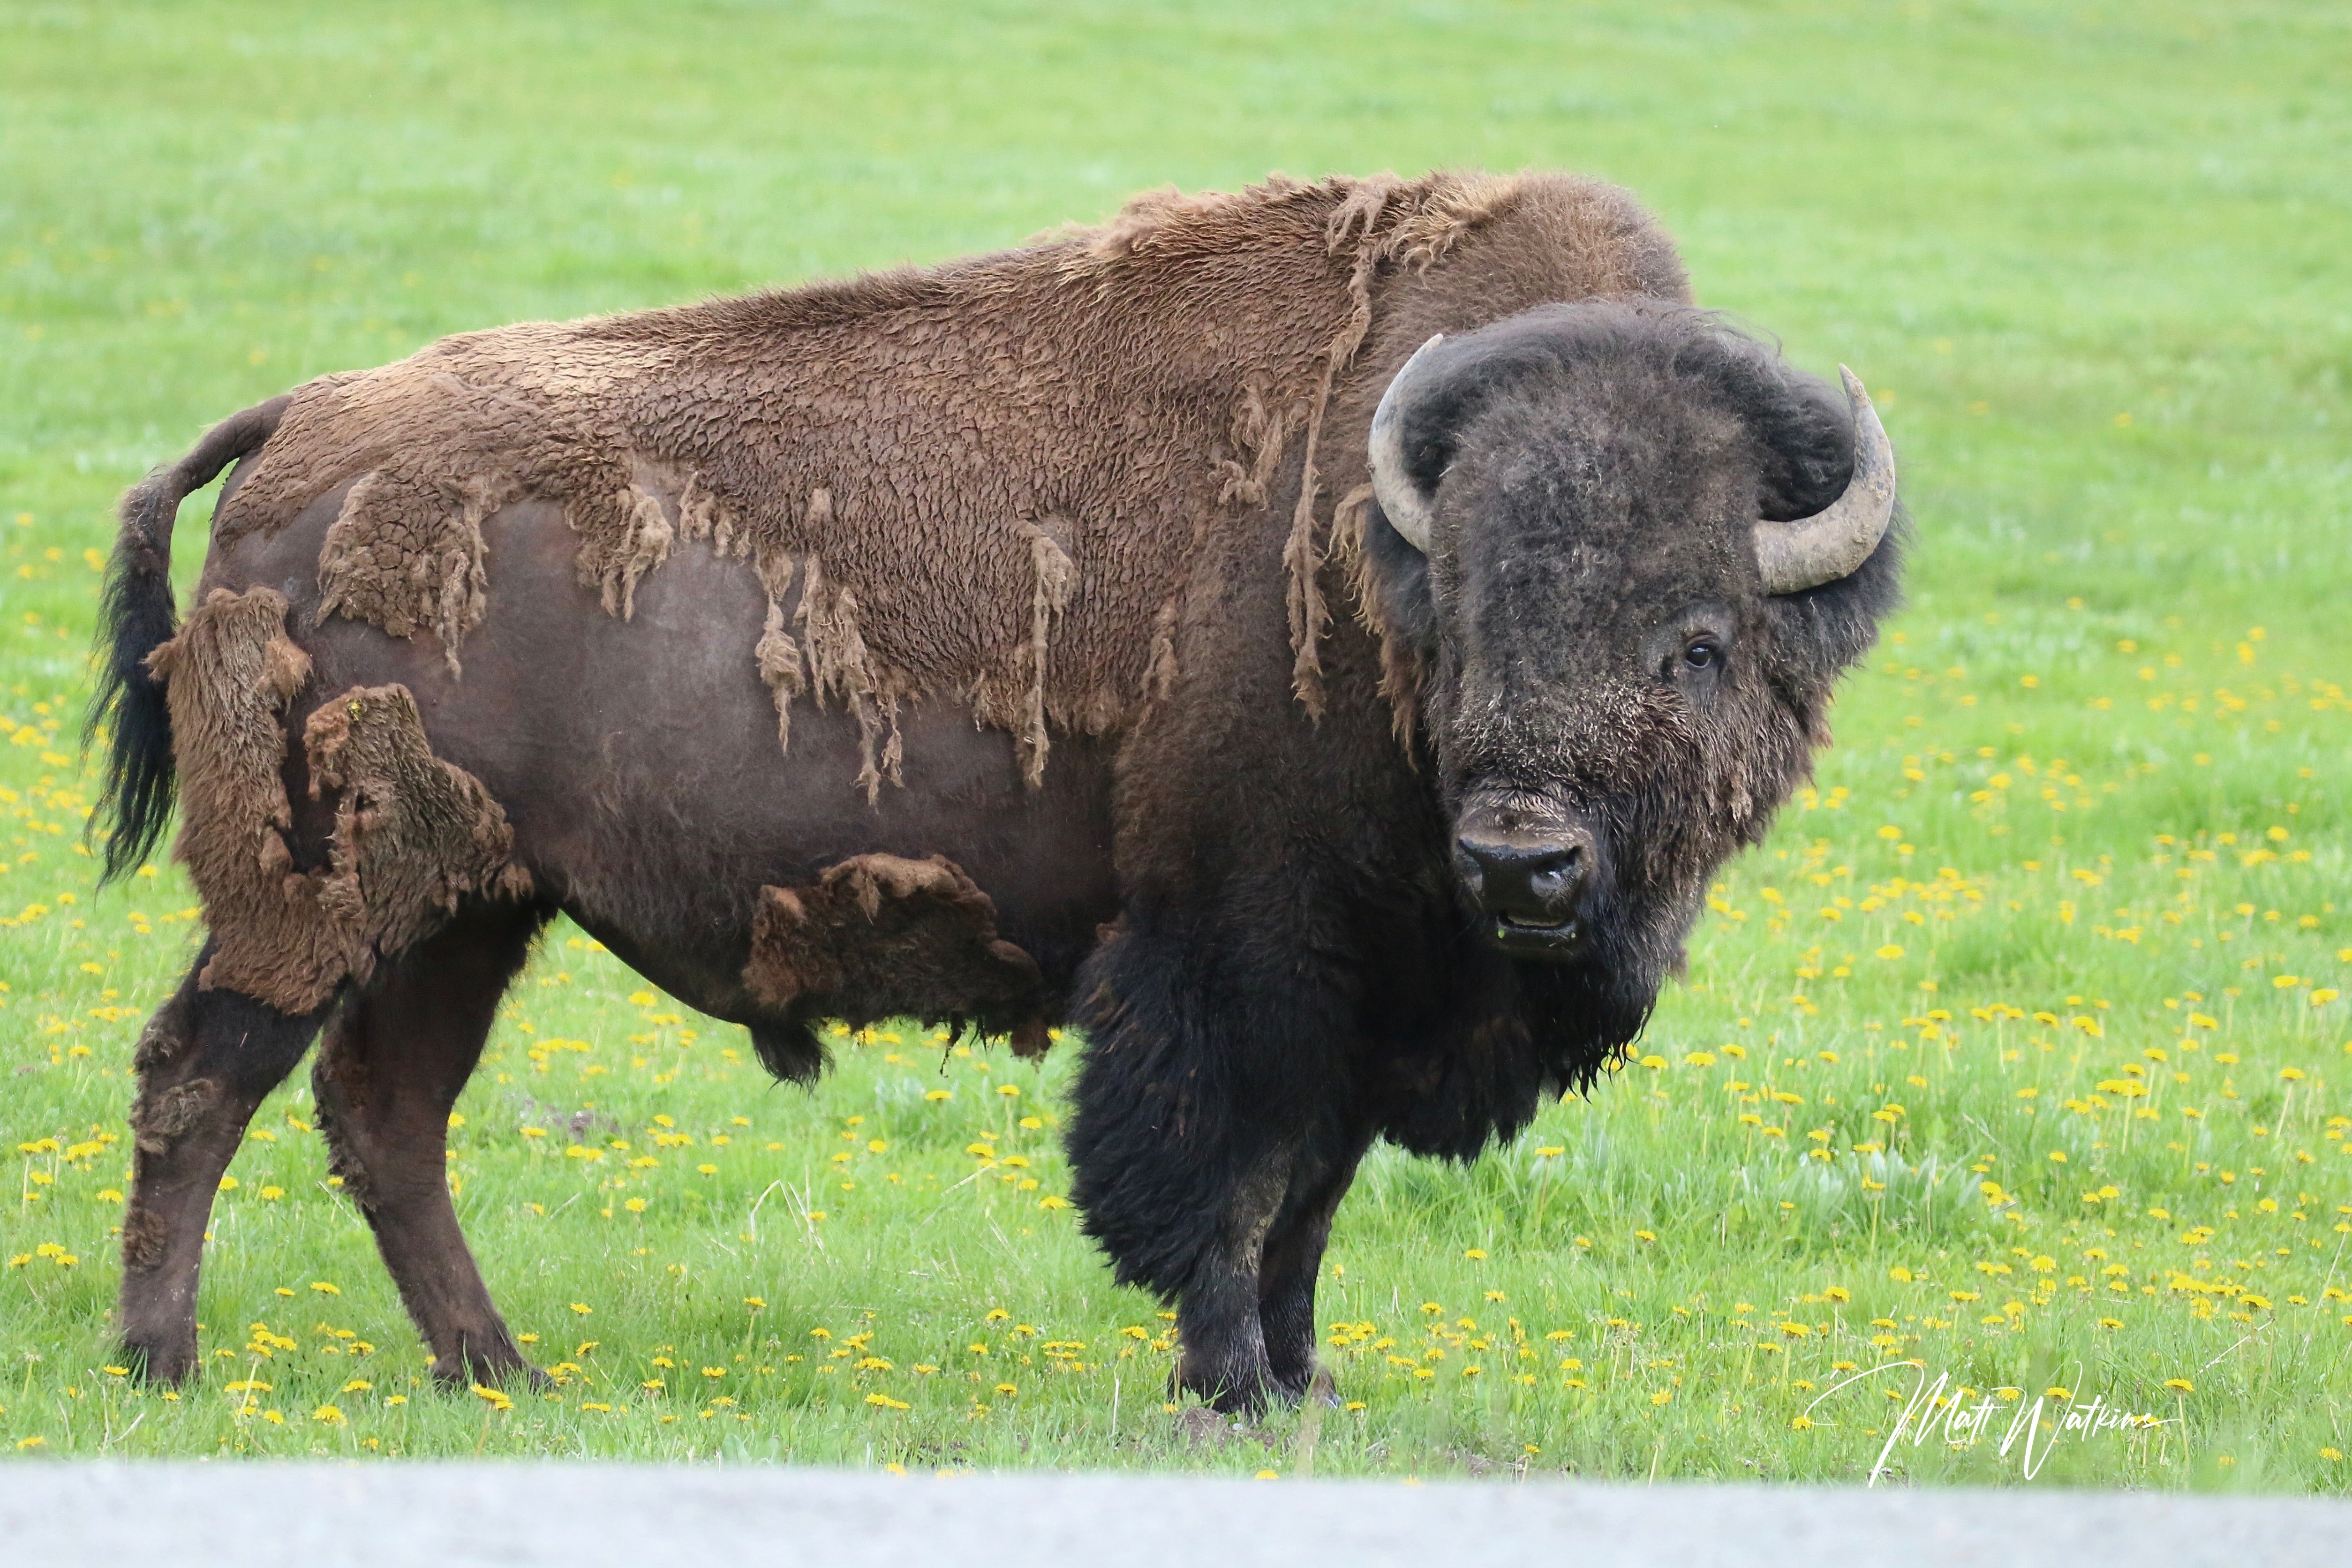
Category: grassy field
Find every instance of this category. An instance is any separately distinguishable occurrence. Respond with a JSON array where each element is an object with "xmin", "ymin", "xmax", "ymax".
[{"xmin": 3, "ymin": 0, "xmax": 2348, "ymax": 1486}]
